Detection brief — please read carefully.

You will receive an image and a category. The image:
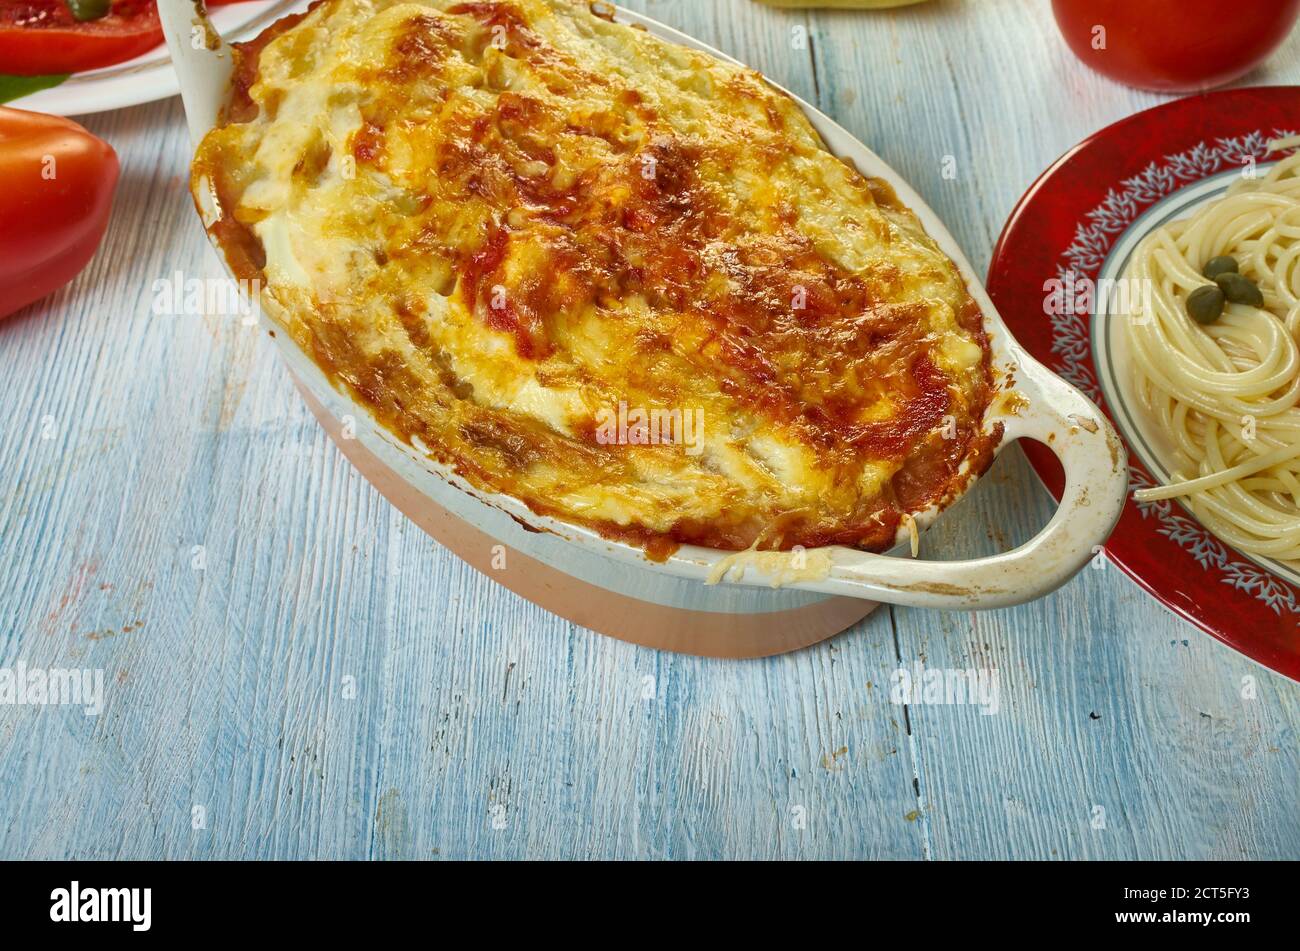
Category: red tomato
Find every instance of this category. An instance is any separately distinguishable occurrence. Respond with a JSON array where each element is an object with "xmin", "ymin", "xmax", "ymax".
[
  {"xmin": 0, "ymin": 107, "xmax": 119, "ymax": 319},
  {"xmin": 1052, "ymin": 0, "xmax": 1300, "ymax": 92},
  {"xmin": 0, "ymin": 0, "xmax": 250, "ymax": 76}
]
